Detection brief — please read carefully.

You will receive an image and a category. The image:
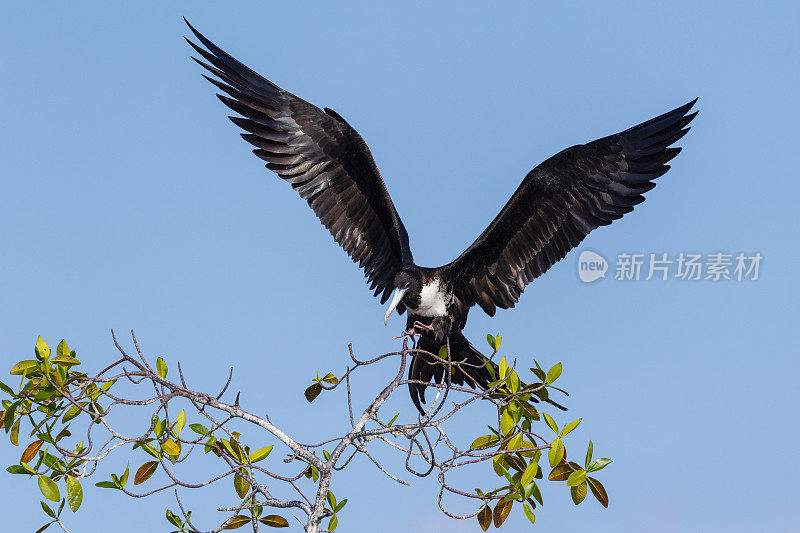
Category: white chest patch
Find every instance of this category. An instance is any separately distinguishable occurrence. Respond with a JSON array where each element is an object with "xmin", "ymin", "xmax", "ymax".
[{"xmin": 414, "ymin": 279, "xmax": 450, "ymax": 317}]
